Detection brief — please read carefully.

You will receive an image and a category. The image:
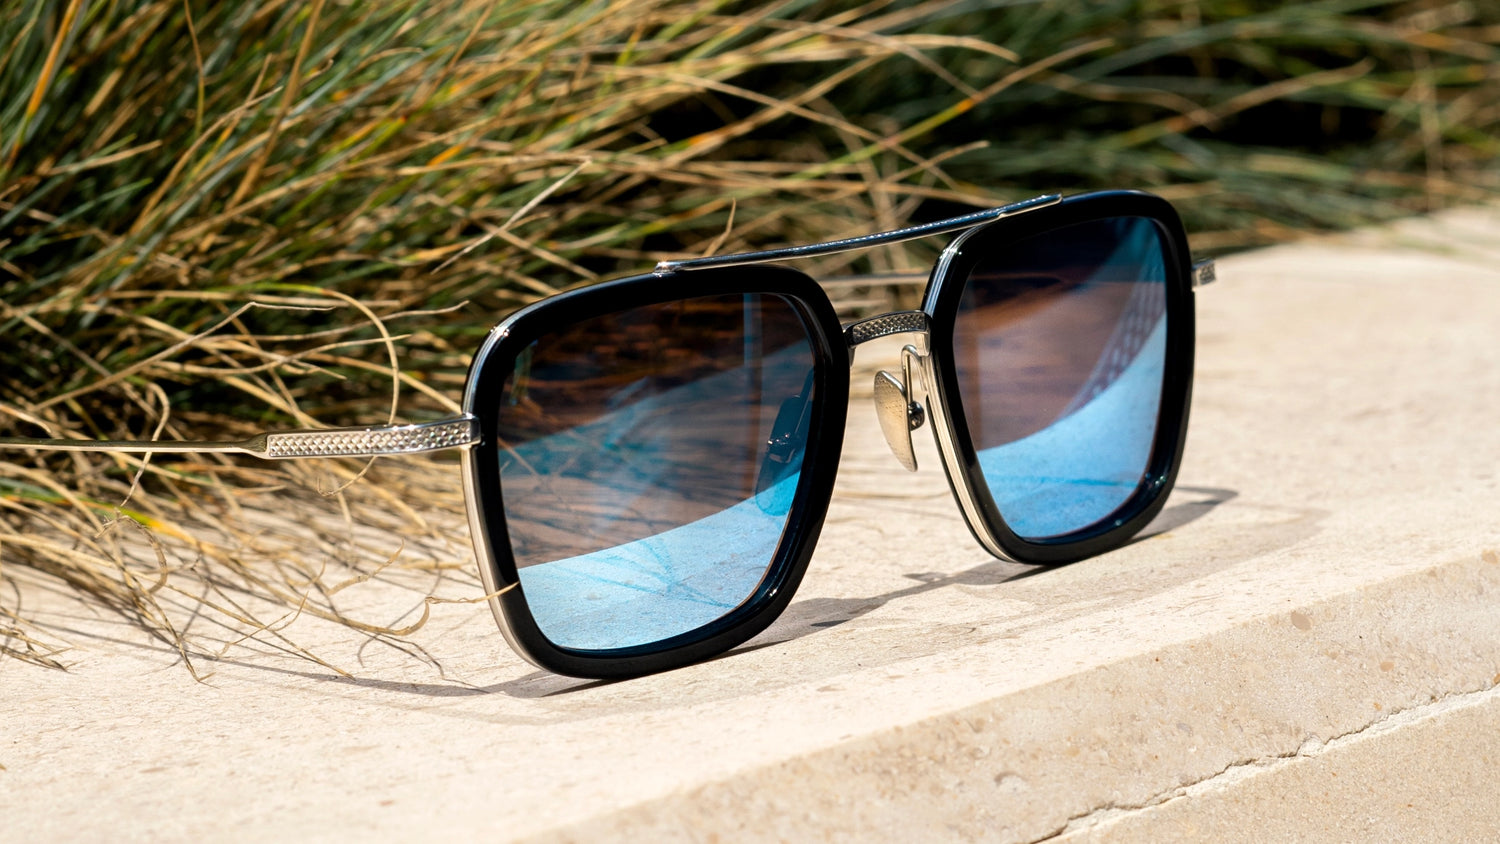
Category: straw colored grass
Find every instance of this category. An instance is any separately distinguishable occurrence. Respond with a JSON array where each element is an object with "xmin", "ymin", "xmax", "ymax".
[{"xmin": 2, "ymin": 0, "xmax": 1498, "ymax": 675}]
